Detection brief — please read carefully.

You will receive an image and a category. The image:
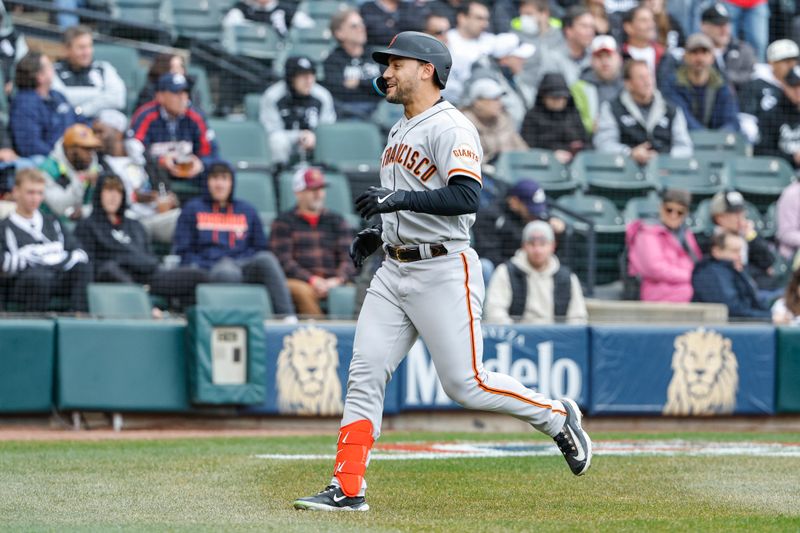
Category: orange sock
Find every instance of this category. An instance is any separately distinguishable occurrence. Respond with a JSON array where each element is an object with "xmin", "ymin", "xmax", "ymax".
[{"xmin": 333, "ymin": 419, "xmax": 374, "ymax": 497}]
